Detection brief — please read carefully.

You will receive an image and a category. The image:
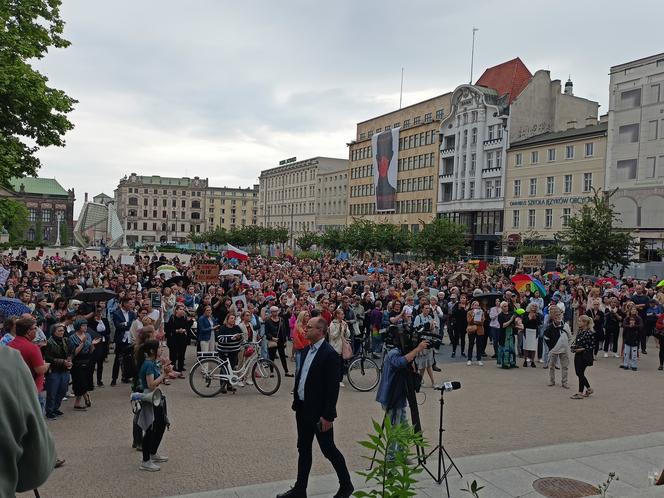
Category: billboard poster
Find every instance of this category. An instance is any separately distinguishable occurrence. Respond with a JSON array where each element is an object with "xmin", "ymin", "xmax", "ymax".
[{"xmin": 372, "ymin": 127, "xmax": 399, "ymax": 212}]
